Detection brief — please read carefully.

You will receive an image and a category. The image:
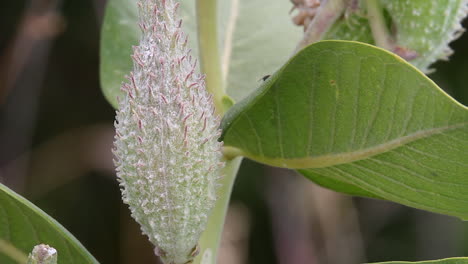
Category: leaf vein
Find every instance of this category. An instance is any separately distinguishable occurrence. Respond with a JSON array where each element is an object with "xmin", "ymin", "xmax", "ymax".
[
  {"xmin": 368, "ymin": 156, "xmax": 468, "ymax": 187},
  {"xmin": 275, "ymin": 85, "xmax": 285, "ymax": 159},
  {"xmin": 221, "ymin": 0, "xmax": 239, "ymax": 83},
  {"xmin": 244, "ymin": 113, "xmax": 264, "ymax": 157}
]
